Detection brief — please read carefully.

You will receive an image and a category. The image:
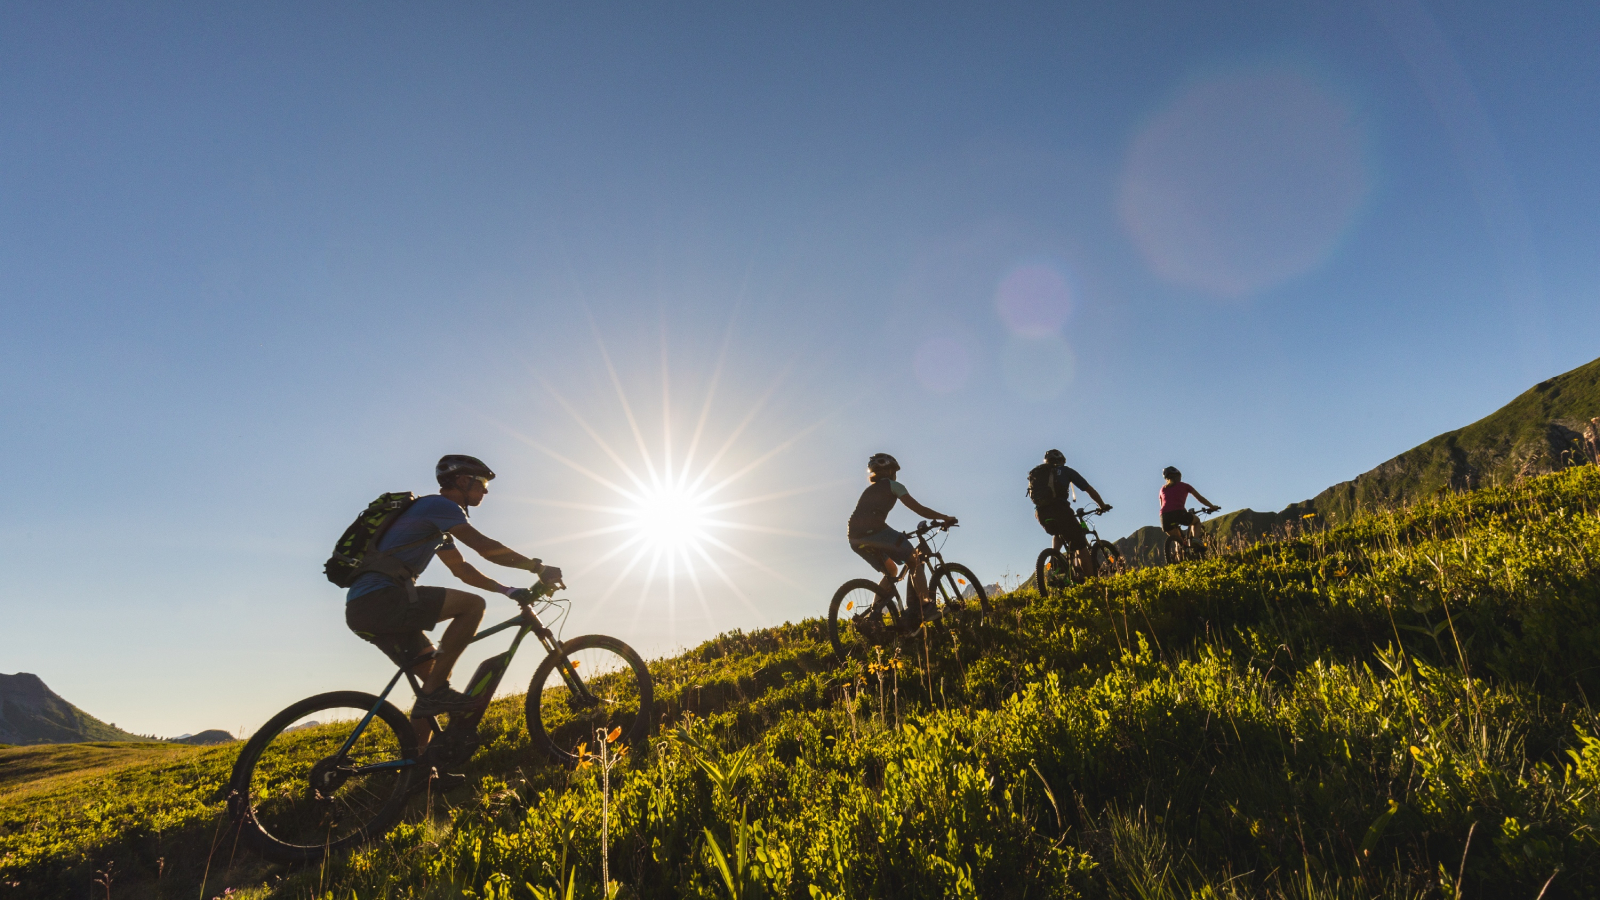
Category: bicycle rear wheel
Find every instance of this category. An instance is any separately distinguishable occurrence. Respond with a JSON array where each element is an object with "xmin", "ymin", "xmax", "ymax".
[
  {"xmin": 1090, "ymin": 540, "xmax": 1123, "ymax": 578},
  {"xmin": 1035, "ymin": 548, "xmax": 1072, "ymax": 598},
  {"xmin": 928, "ymin": 563, "xmax": 989, "ymax": 618},
  {"xmin": 228, "ymin": 691, "xmax": 417, "ymax": 863},
  {"xmin": 827, "ymin": 579, "xmax": 899, "ymax": 662},
  {"xmin": 527, "ymin": 634, "xmax": 654, "ymax": 766},
  {"xmin": 1163, "ymin": 535, "xmax": 1183, "ymax": 565}
]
